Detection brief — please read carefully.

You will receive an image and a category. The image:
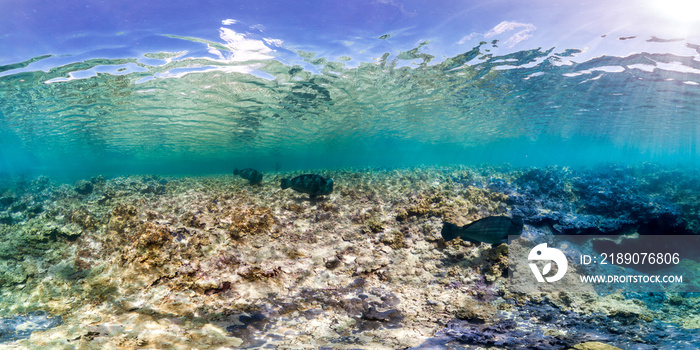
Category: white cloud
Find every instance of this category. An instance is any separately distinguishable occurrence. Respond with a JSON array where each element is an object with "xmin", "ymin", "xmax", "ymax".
[
  {"xmin": 218, "ymin": 28, "xmax": 275, "ymax": 61},
  {"xmin": 264, "ymin": 38, "xmax": 284, "ymax": 47},
  {"xmin": 375, "ymin": 0, "xmax": 415, "ymax": 16},
  {"xmin": 485, "ymin": 21, "xmax": 536, "ymax": 47},
  {"xmin": 457, "ymin": 32, "xmax": 480, "ymax": 45},
  {"xmin": 222, "ymin": 19, "xmax": 238, "ymax": 25}
]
